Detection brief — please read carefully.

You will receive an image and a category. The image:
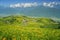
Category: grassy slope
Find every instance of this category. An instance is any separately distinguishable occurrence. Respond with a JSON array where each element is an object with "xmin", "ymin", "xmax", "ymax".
[{"xmin": 0, "ymin": 16, "xmax": 60, "ymax": 40}]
